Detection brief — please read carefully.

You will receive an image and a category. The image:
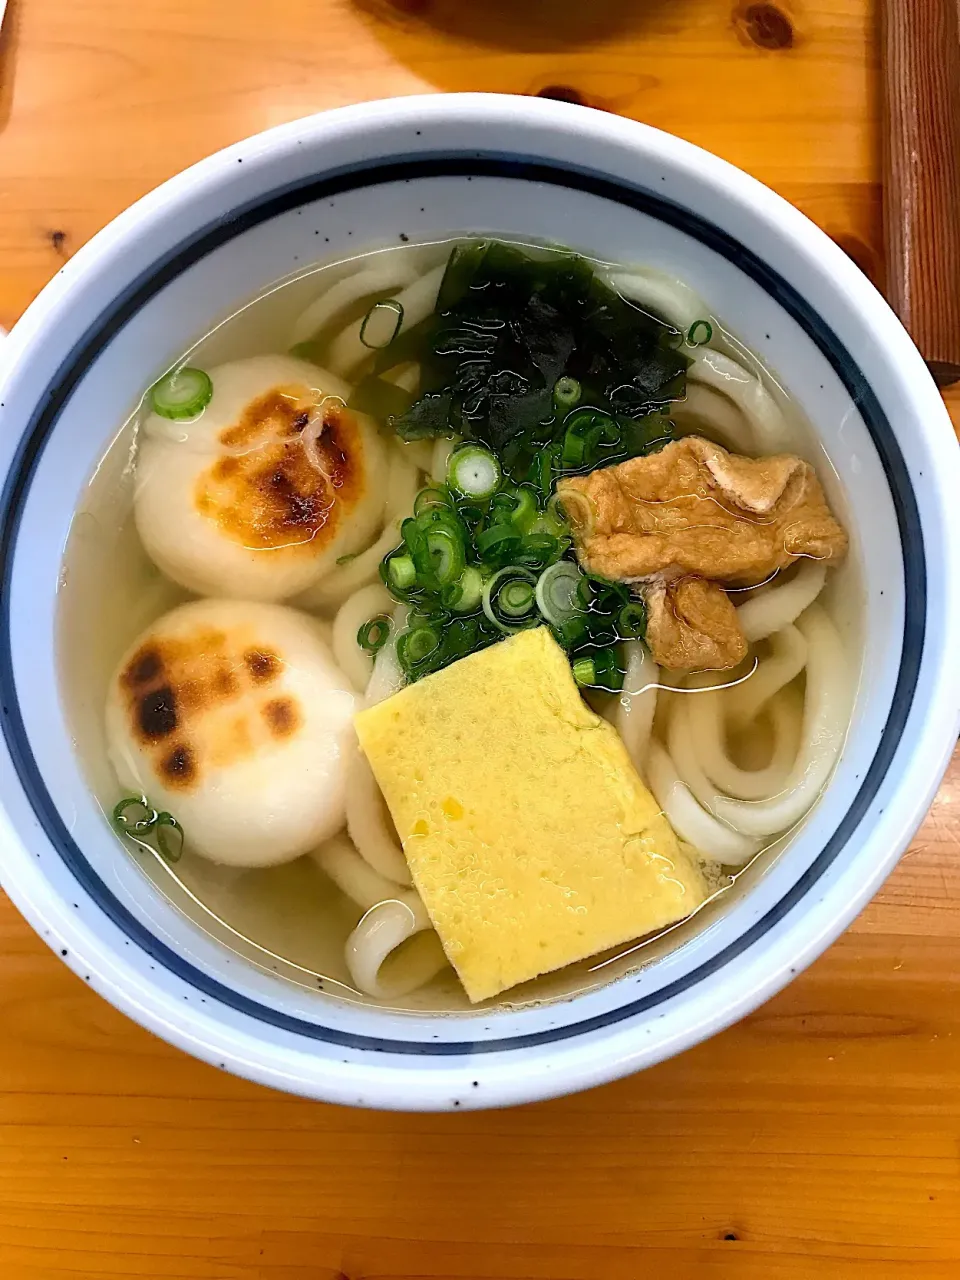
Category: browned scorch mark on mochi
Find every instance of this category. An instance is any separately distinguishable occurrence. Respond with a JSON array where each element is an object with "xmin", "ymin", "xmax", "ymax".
[
  {"xmin": 244, "ymin": 648, "xmax": 281, "ymax": 684},
  {"xmin": 159, "ymin": 743, "xmax": 197, "ymax": 789},
  {"xmin": 118, "ymin": 624, "xmax": 305, "ymax": 794},
  {"xmin": 262, "ymin": 697, "xmax": 301, "ymax": 738},
  {"xmin": 137, "ymin": 685, "xmax": 178, "ymax": 740},
  {"xmin": 194, "ymin": 387, "xmax": 365, "ymax": 553}
]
